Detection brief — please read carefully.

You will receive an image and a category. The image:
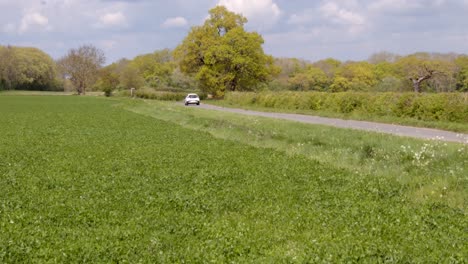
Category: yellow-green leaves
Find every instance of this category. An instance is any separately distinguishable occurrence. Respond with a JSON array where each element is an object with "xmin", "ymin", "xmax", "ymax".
[
  {"xmin": 0, "ymin": 46, "xmax": 58, "ymax": 91},
  {"xmin": 174, "ymin": 6, "xmax": 277, "ymax": 97}
]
